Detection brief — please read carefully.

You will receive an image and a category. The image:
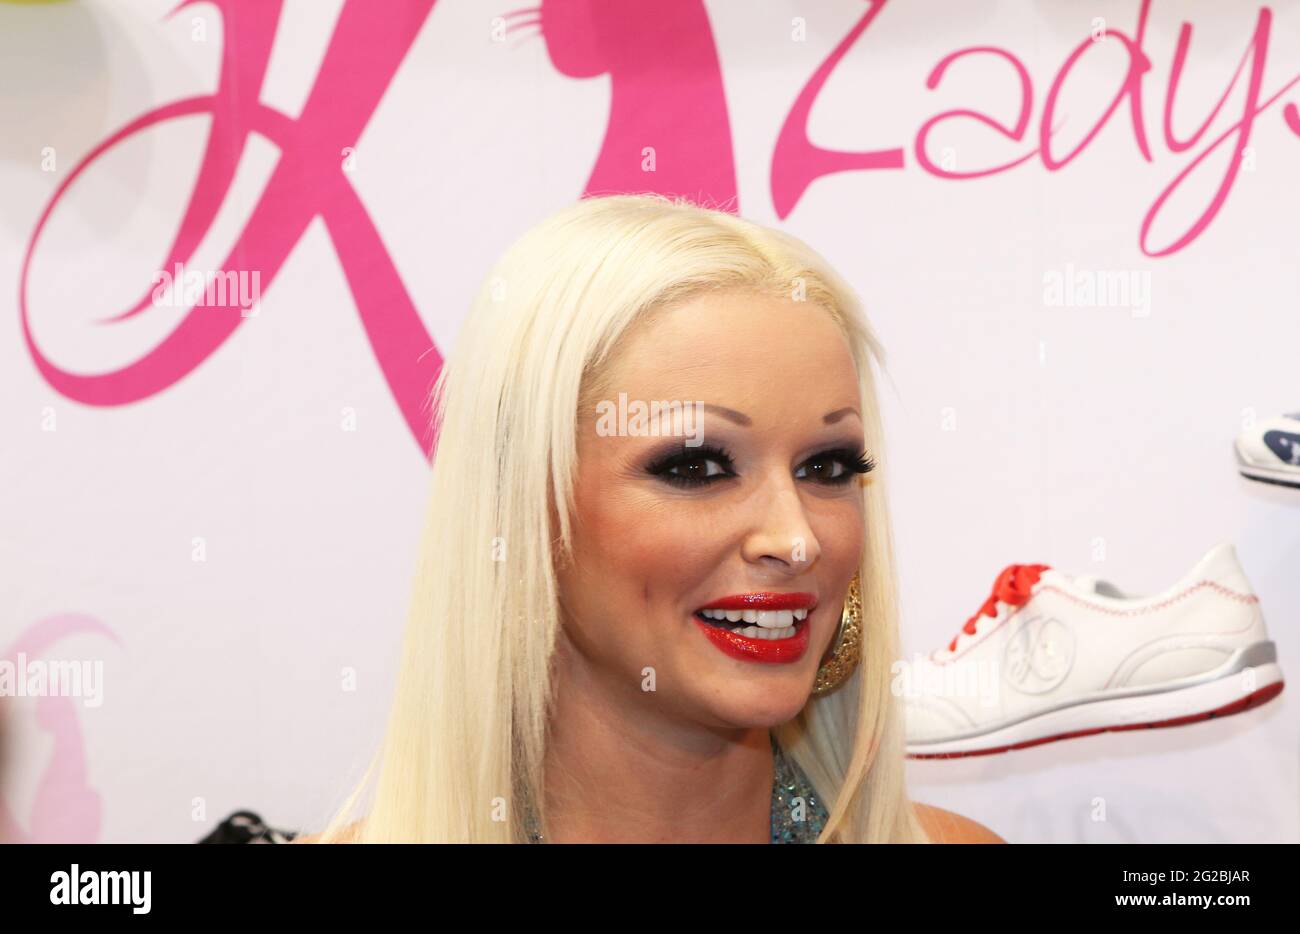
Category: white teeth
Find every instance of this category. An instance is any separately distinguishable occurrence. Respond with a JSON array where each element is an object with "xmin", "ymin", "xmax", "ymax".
[
  {"xmin": 697, "ymin": 606, "xmax": 803, "ymax": 640},
  {"xmin": 736, "ymin": 625, "xmax": 796, "ymax": 640},
  {"xmin": 753, "ymin": 610, "xmax": 794, "ymax": 628}
]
